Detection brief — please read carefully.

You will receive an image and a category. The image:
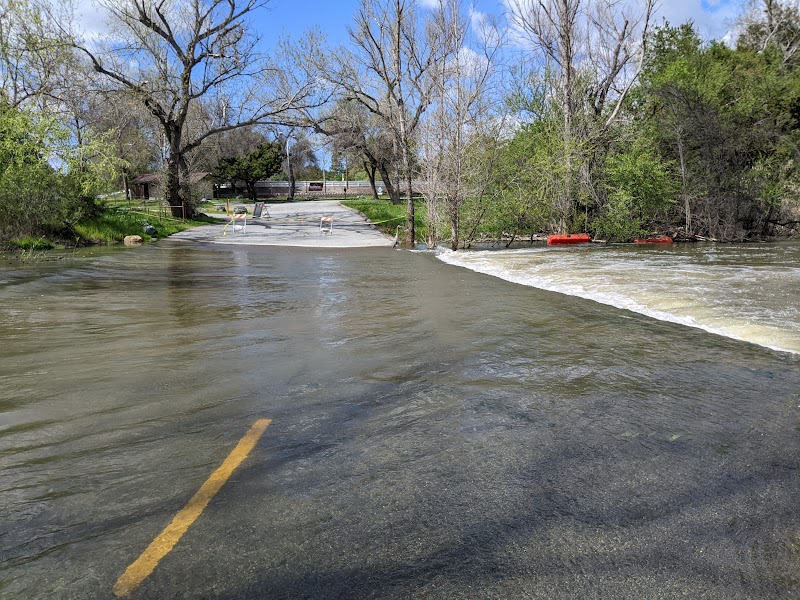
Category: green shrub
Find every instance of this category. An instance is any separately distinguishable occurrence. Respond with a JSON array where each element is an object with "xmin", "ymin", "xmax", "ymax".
[
  {"xmin": 10, "ymin": 236, "xmax": 57, "ymax": 250},
  {"xmin": 595, "ymin": 139, "xmax": 679, "ymax": 241},
  {"xmin": 0, "ymin": 103, "xmax": 119, "ymax": 245}
]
